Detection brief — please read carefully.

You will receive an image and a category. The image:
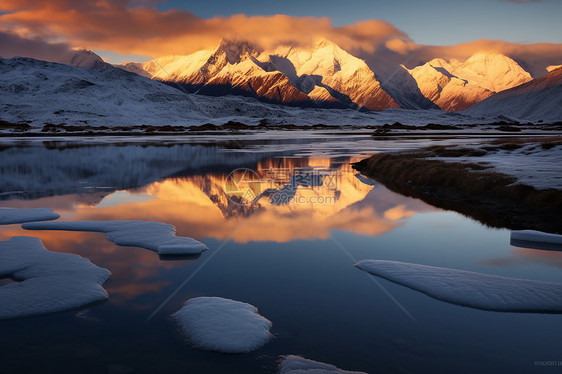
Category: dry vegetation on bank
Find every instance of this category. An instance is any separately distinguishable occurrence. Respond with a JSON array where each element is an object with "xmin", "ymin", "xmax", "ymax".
[{"xmin": 353, "ymin": 138, "xmax": 562, "ymax": 234}]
